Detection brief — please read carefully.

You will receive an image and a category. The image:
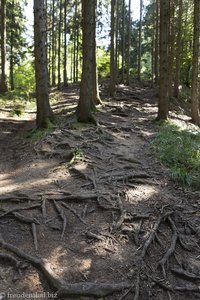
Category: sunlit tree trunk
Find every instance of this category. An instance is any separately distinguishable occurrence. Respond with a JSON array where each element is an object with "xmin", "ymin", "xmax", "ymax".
[
  {"xmin": 191, "ymin": 0, "xmax": 200, "ymax": 125},
  {"xmin": 0, "ymin": 0, "xmax": 8, "ymax": 93},
  {"xmin": 34, "ymin": 0, "xmax": 54, "ymax": 128}
]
